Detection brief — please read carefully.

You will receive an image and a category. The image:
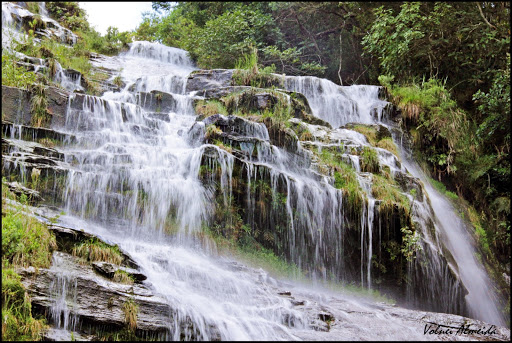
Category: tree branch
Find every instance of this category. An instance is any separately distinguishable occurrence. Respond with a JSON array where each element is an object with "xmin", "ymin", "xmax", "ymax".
[{"xmin": 476, "ymin": 3, "xmax": 497, "ymax": 30}]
